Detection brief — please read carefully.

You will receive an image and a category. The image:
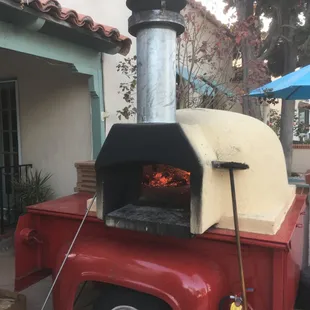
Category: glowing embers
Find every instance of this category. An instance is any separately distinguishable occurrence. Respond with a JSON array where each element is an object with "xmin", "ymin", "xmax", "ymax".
[
  {"xmin": 104, "ymin": 164, "xmax": 192, "ymax": 238},
  {"xmin": 143, "ymin": 165, "xmax": 190, "ymax": 188}
]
